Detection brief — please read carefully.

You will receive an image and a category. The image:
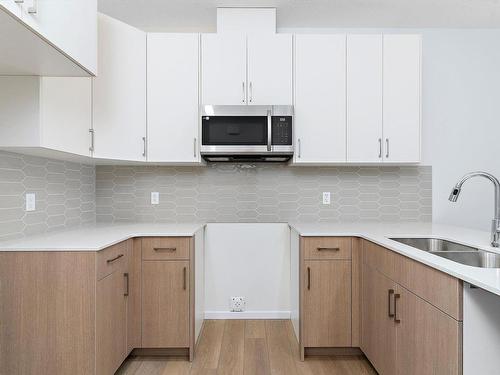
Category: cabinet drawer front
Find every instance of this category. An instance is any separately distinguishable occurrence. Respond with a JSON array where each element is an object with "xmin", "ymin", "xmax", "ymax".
[
  {"xmin": 142, "ymin": 237, "xmax": 190, "ymax": 260},
  {"xmin": 97, "ymin": 240, "xmax": 129, "ymax": 280},
  {"xmin": 303, "ymin": 237, "xmax": 351, "ymax": 260},
  {"xmin": 363, "ymin": 240, "xmax": 462, "ymax": 320}
]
